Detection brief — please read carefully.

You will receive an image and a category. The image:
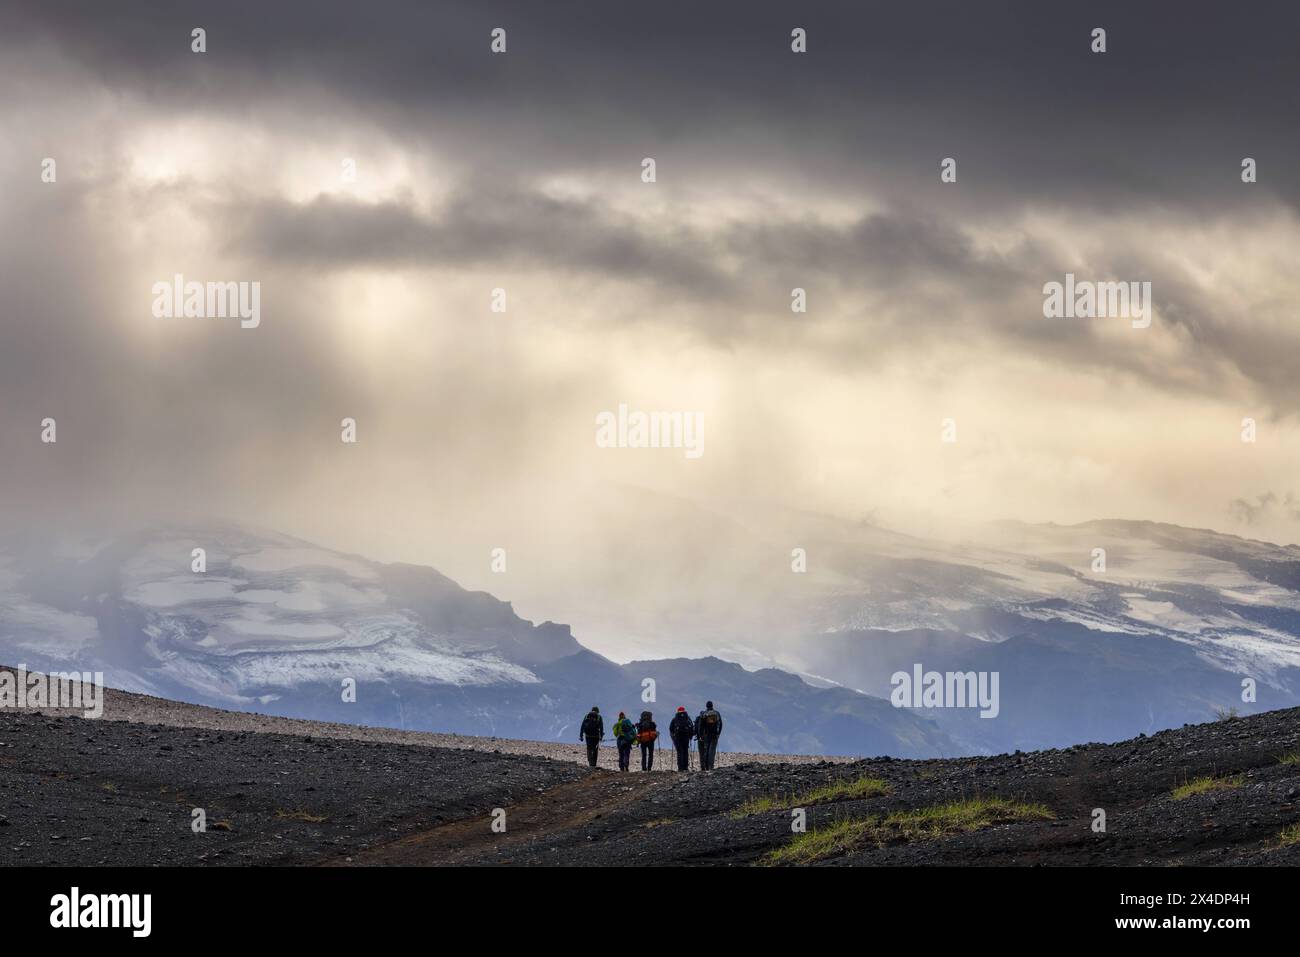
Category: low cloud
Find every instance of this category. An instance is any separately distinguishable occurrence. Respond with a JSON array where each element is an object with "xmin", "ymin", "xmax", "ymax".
[{"xmin": 1229, "ymin": 492, "xmax": 1300, "ymax": 529}]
